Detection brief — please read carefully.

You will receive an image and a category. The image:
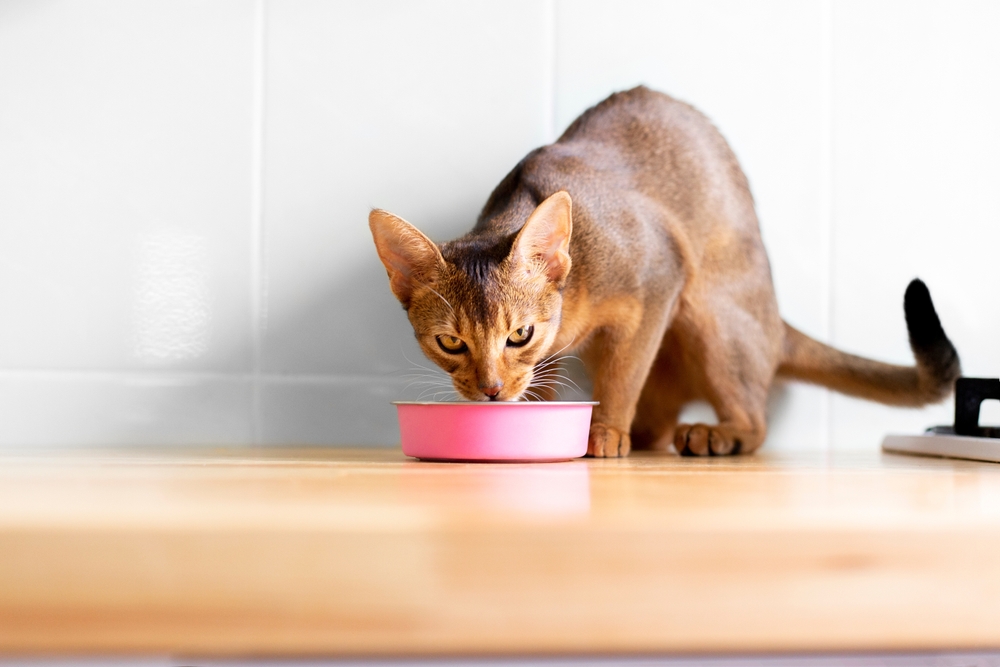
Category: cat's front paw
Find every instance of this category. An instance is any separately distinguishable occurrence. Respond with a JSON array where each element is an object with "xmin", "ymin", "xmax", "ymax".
[
  {"xmin": 588, "ymin": 423, "xmax": 631, "ymax": 458},
  {"xmin": 674, "ymin": 423, "xmax": 742, "ymax": 456}
]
